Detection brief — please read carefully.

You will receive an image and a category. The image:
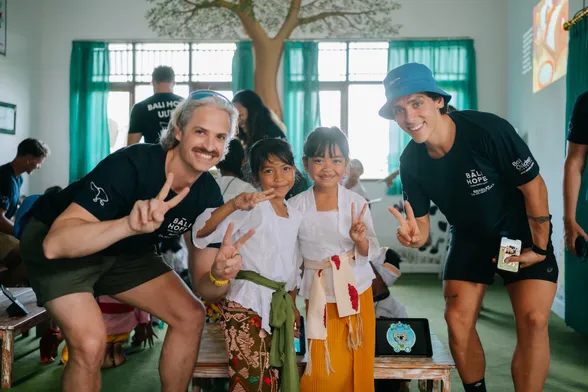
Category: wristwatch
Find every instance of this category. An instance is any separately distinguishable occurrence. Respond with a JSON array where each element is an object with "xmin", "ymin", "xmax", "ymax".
[
  {"xmin": 209, "ymin": 271, "xmax": 229, "ymax": 287},
  {"xmin": 531, "ymin": 244, "xmax": 549, "ymax": 256}
]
